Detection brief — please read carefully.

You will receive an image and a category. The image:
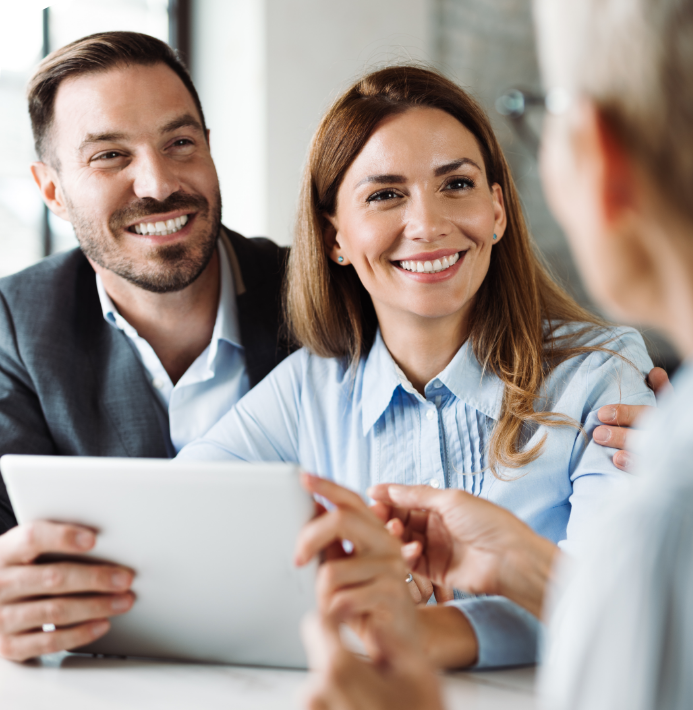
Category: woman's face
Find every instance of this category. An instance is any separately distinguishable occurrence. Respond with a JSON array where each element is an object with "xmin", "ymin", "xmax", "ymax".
[{"xmin": 325, "ymin": 107, "xmax": 506, "ymax": 329}]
